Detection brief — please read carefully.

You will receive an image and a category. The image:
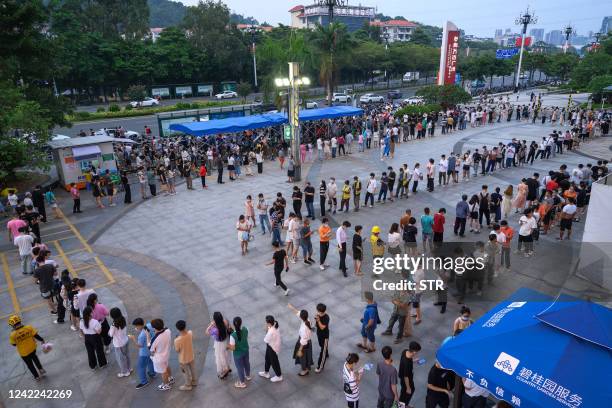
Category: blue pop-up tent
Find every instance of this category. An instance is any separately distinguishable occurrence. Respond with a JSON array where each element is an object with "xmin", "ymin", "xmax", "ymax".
[
  {"xmin": 168, "ymin": 106, "xmax": 364, "ymax": 136},
  {"xmin": 436, "ymin": 287, "xmax": 611, "ymax": 408}
]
